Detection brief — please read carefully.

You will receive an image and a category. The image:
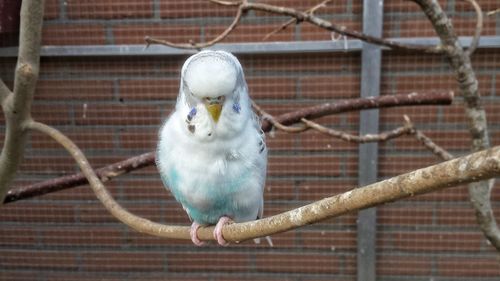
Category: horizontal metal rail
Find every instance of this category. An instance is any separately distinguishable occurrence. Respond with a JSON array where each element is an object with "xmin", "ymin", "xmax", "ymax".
[{"xmin": 0, "ymin": 36, "xmax": 499, "ymax": 57}]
